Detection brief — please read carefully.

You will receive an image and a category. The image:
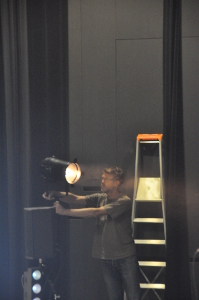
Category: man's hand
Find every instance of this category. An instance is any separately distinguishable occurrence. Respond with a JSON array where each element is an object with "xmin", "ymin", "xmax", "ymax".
[
  {"xmin": 42, "ymin": 191, "xmax": 64, "ymax": 201},
  {"xmin": 42, "ymin": 191, "xmax": 86, "ymax": 205},
  {"xmin": 53, "ymin": 201, "xmax": 66, "ymax": 215}
]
